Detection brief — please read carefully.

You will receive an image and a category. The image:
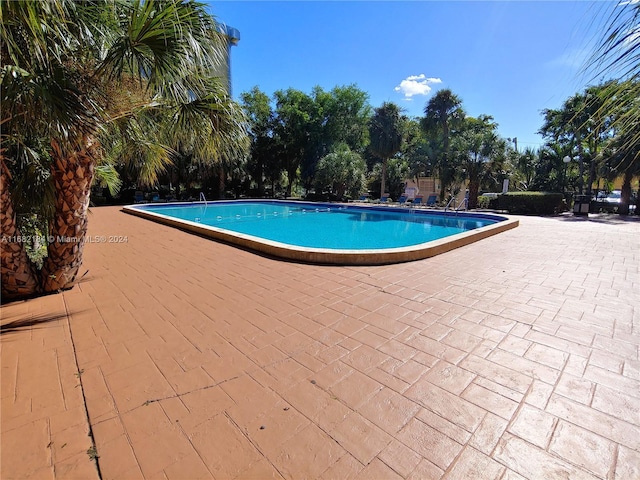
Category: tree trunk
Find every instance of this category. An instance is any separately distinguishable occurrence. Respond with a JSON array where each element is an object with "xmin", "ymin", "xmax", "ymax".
[
  {"xmin": 619, "ymin": 170, "xmax": 632, "ymax": 216},
  {"xmin": 380, "ymin": 158, "xmax": 387, "ymax": 198},
  {"xmin": 286, "ymin": 167, "xmax": 295, "ymax": 198},
  {"xmin": 40, "ymin": 140, "xmax": 95, "ymax": 293},
  {"xmin": 1, "ymin": 157, "xmax": 40, "ymax": 300},
  {"xmin": 218, "ymin": 164, "xmax": 226, "ymax": 199},
  {"xmin": 587, "ymin": 158, "xmax": 596, "ymax": 197},
  {"xmin": 468, "ymin": 179, "xmax": 480, "ymax": 209},
  {"xmin": 257, "ymin": 162, "xmax": 264, "ymax": 197}
]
